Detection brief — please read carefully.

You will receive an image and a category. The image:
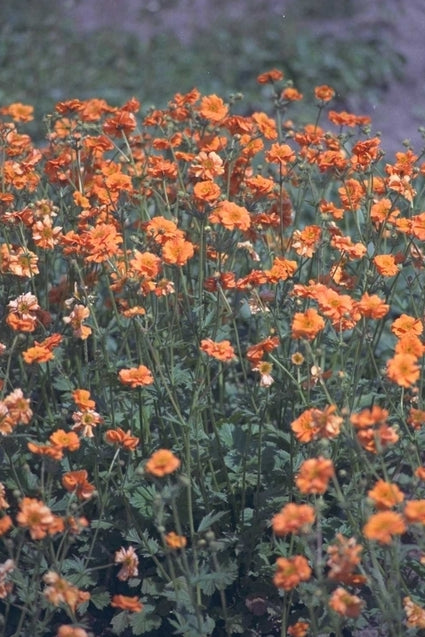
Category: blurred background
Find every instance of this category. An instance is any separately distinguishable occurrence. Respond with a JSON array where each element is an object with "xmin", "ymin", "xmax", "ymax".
[{"xmin": 2, "ymin": 0, "xmax": 425, "ymax": 154}]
